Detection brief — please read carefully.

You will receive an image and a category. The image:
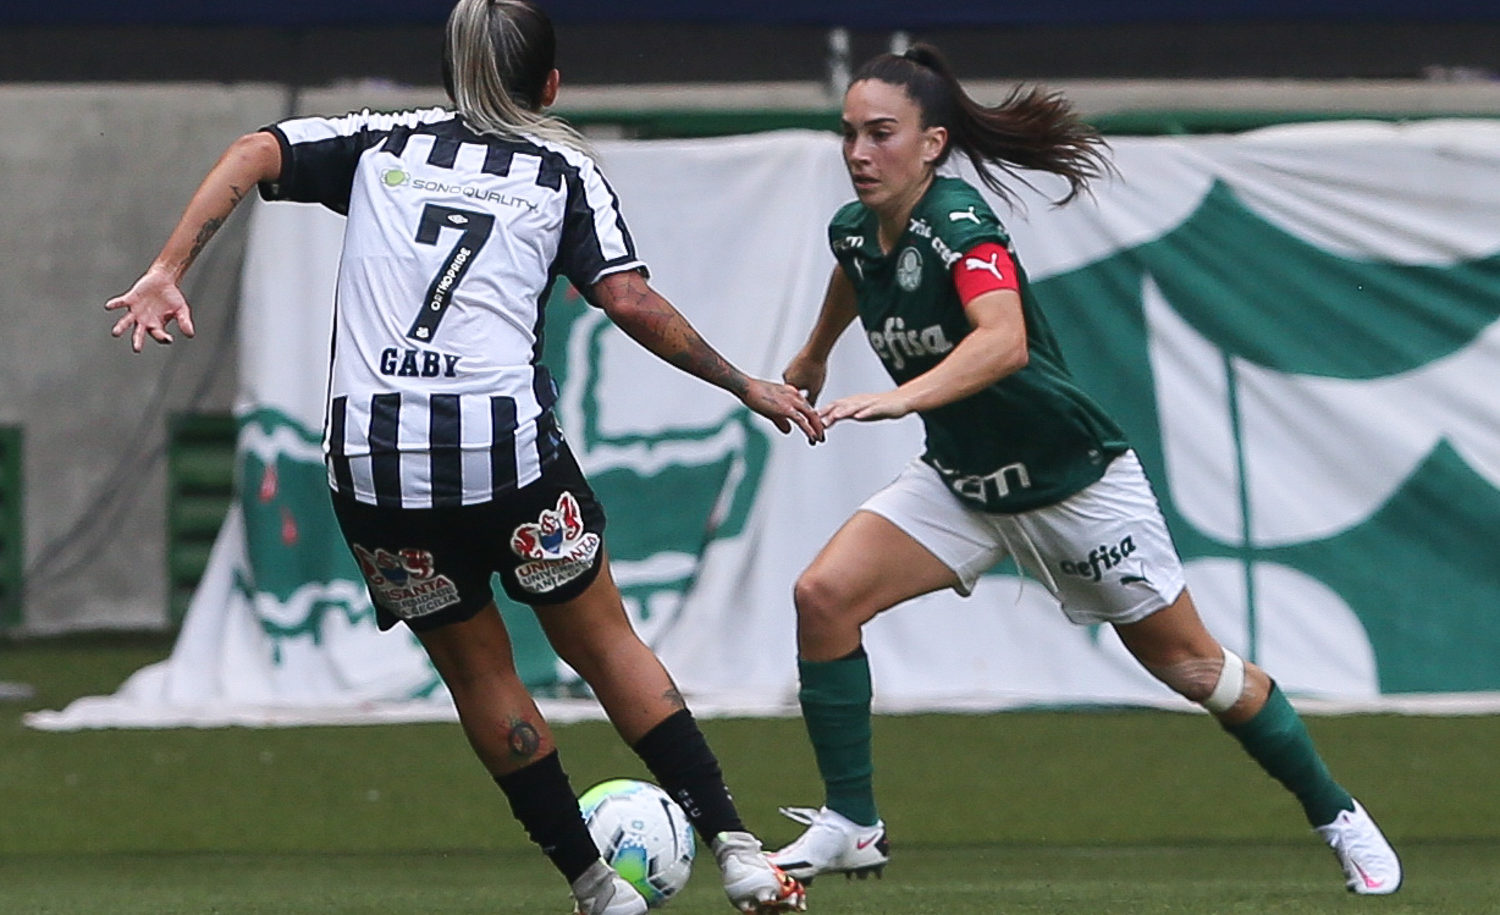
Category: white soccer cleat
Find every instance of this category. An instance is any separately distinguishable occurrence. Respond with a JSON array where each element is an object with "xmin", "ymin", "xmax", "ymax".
[
  {"xmin": 1314, "ymin": 800, "xmax": 1402, "ymax": 895},
  {"xmin": 570, "ymin": 859, "xmax": 650, "ymax": 915},
  {"xmin": 711, "ymin": 830, "xmax": 808, "ymax": 913},
  {"xmin": 768, "ymin": 805, "xmax": 889, "ymax": 883}
]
